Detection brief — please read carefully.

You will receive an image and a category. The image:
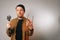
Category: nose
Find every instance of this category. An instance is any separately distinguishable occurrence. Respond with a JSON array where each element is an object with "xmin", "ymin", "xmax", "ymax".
[{"xmin": 19, "ymin": 11, "xmax": 21, "ymax": 14}]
